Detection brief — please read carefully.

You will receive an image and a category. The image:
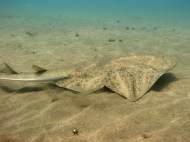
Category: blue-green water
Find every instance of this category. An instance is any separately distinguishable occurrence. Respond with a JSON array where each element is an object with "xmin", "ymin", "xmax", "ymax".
[{"xmin": 0, "ymin": 0, "xmax": 190, "ymax": 28}]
